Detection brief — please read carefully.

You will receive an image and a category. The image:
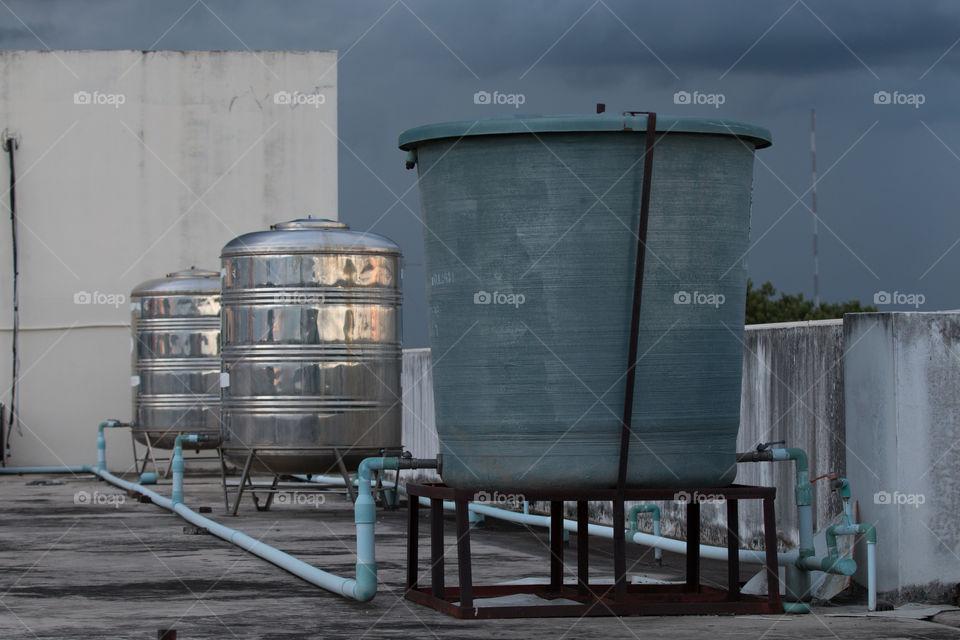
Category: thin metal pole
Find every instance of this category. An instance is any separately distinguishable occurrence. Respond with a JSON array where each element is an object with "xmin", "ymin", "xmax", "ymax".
[{"xmin": 811, "ymin": 108, "xmax": 819, "ymax": 307}]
